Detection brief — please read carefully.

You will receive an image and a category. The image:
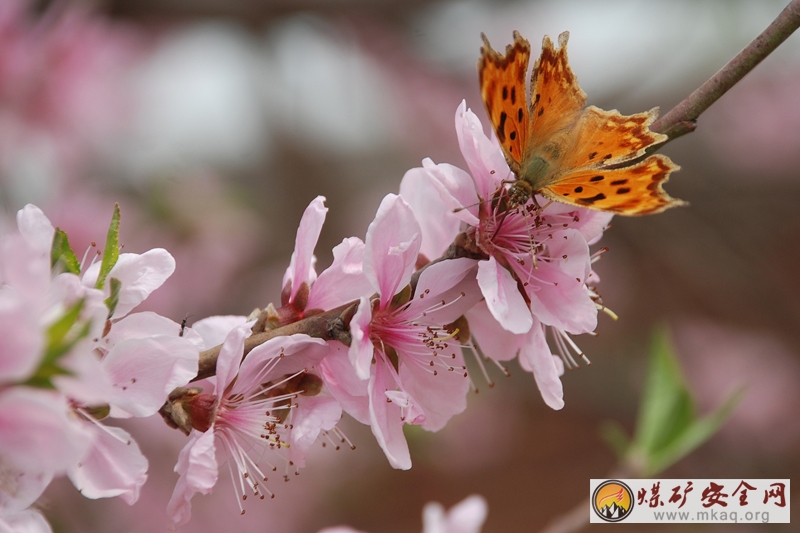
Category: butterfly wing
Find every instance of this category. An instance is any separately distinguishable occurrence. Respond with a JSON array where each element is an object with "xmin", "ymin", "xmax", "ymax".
[
  {"xmin": 559, "ymin": 106, "xmax": 668, "ymax": 169},
  {"xmin": 527, "ymin": 32, "xmax": 587, "ymax": 152},
  {"xmin": 541, "ymin": 154, "xmax": 683, "ymax": 215},
  {"xmin": 478, "ymin": 32, "xmax": 531, "ymax": 174},
  {"xmin": 540, "ymin": 105, "xmax": 682, "ymax": 215}
]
